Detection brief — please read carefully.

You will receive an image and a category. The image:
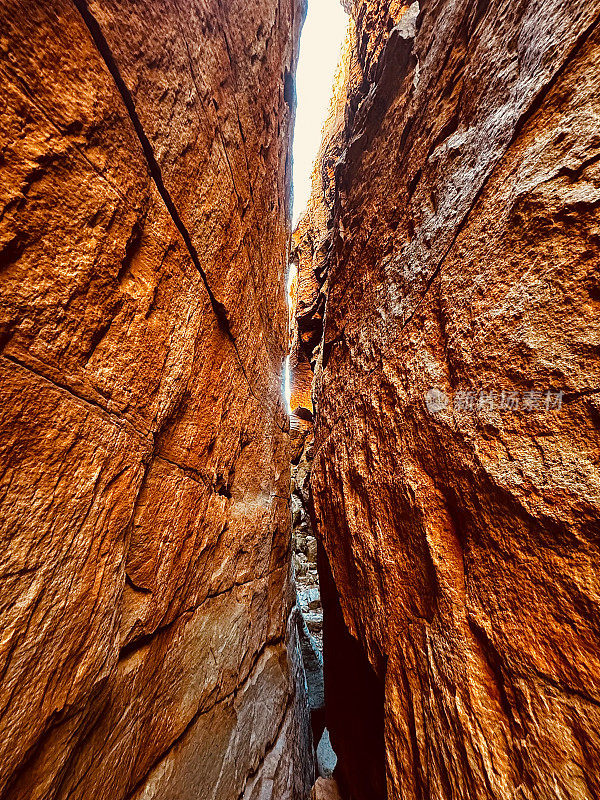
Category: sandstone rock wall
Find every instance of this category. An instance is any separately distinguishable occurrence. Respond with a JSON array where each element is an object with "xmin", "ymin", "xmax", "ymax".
[
  {"xmin": 294, "ymin": 0, "xmax": 600, "ymax": 797},
  {"xmin": 0, "ymin": 1, "xmax": 313, "ymax": 798}
]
